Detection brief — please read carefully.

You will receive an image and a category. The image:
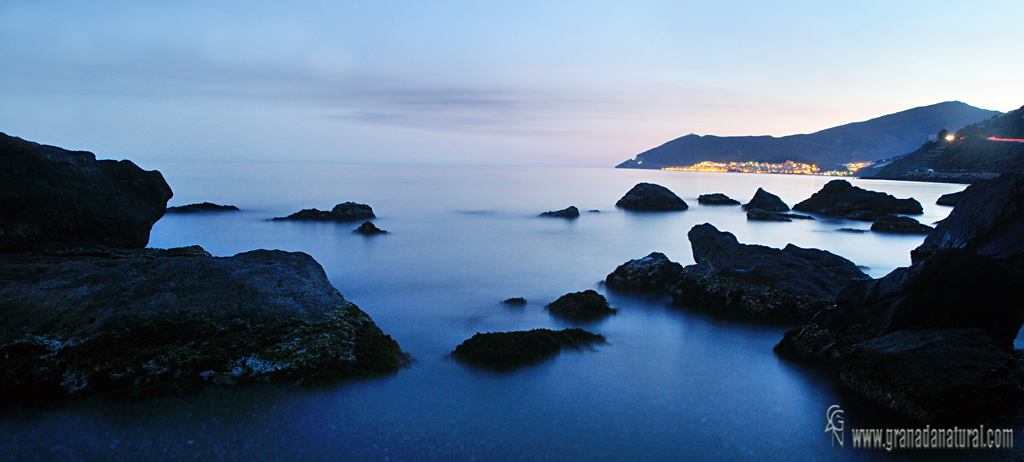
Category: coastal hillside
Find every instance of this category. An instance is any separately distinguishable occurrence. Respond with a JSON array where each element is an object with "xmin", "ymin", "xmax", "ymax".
[
  {"xmin": 863, "ymin": 104, "xmax": 1024, "ymax": 183},
  {"xmin": 617, "ymin": 101, "xmax": 1000, "ymax": 169}
]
